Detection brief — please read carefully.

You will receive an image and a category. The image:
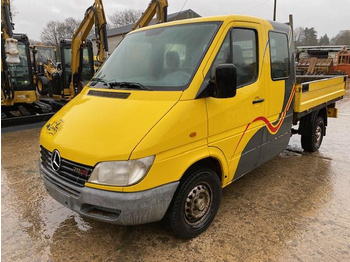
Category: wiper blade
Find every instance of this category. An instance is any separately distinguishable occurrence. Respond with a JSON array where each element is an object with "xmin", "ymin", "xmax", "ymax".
[
  {"xmin": 109, "ymin": 81, "xmax": 152, "ymax": 91},
  {"xmin": 90, "ymin": 77, "xmax": 111, "ymax": 88}
]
